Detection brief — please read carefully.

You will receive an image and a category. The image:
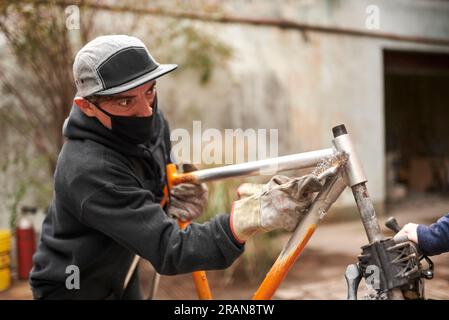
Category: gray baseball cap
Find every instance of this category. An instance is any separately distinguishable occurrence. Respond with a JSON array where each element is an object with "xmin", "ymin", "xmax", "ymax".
[{"xmin": 73, "ymin": 35, "xmax": 177, "ymax": 97}]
